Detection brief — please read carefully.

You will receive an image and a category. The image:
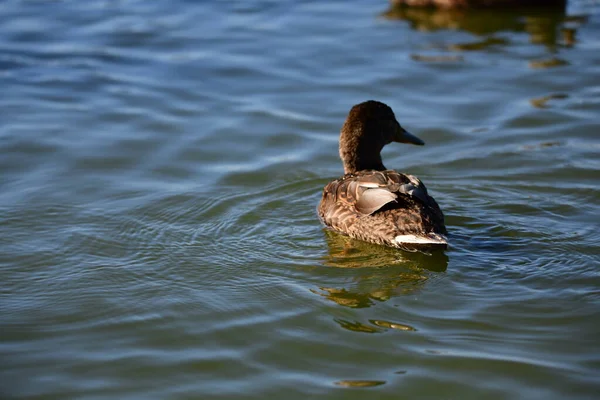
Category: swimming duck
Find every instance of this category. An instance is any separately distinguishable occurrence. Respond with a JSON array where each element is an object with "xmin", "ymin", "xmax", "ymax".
[
  {"xmin": 318, "ymin": 100, "xmax": 447, "ymax": 249},
  {"xmin": 389, "ymin": 0, "xmax": 565, "ymax": 9}
]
